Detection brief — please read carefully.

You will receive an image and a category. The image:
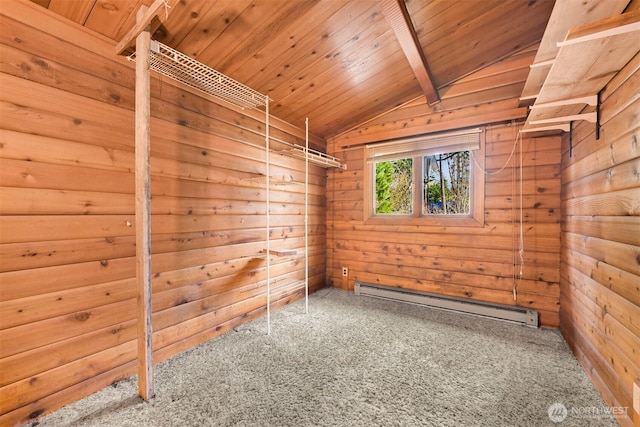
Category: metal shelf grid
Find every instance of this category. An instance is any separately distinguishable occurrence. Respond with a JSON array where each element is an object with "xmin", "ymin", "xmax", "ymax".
[
  {"xmin": 129, "ymin": 40, "xmax": 268, "ymax": 110},
  {"xmin": 279, "ymin": 145, "xmax": 346, "ymax": 170}
]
